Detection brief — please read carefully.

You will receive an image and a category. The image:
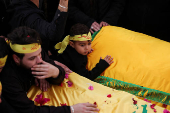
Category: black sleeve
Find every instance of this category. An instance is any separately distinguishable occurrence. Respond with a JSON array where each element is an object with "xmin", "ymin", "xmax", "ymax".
[
  {"xmin": 24, "ymin": 9, "xmax": 68, "ymax": 42},
  {"xmin": 101, "ymin": 0, "xmax": 126, "ymax": 25},
  {"xmin": 75, "ymin": 59, "xmax": 110, "ymax": 80},
  {"xmin": 41, "ymin": 49, "xmax": 65, "ymax": 85},
  {"xmin": 0, "ymin": 96, "xmax": 18, "ymax": 113},
  {"xmin": 68, "ymin": 0, "xmax": 95, "ymax": 28},
  {"xmin": 1, "ymin": 71, "xmax": 70, "ymax": 113}
]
